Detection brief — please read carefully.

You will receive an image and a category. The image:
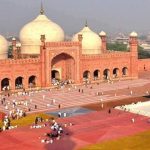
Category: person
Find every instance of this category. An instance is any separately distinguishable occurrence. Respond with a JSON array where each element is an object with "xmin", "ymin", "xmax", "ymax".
[
  {"xmin": 35, "ymin": 117, "xmax": 38, "ymax": 125},
  {"xmin": 108, "ymin": 109, "xmax": 111, "ymax": 114},
  {"xmin": 63, "ymin": 112, "xmax": 67, "ymax": 117},
  {"xmin": 58, "ymin": 104, "xmax": 61, "ymax": 109},
  {"xmin": 53, "ymin": 99, "xmax": 56, "ymax": 104},
  {"xmin": 58, "ymin": 112, "xmax": 61, "ymax": 118},
  {"xmin": 35, "ymin": 105, "xmax": 37, "ymax": 109},
  {"xmin": 1, "ymin": 99, "xmax": 3, "ymax": 105},
  {"xmin": 131, "ymin": 118, "xmax": 135, "ymax": 123},
  {"xmin": 144, "ymin": 64, "xmax": 146, "ymax": 71},
  {"xmin": 43, "ymin": 95, "xmax": 45, "ymax": 100}
]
